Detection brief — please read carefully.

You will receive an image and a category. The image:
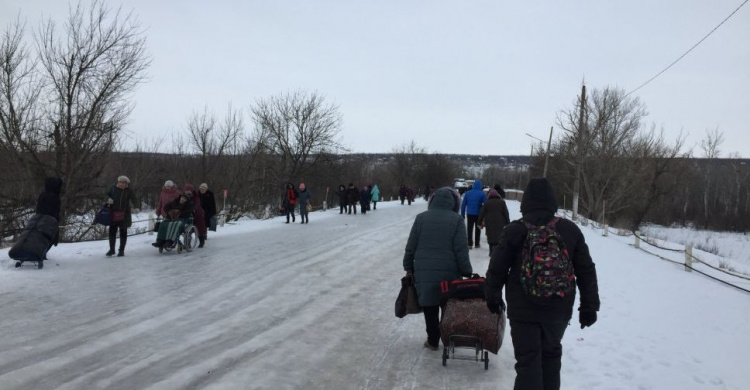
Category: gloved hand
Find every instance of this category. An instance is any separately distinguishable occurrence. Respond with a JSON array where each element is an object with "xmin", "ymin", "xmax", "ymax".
[
  {"xmin": 579, "ymin": 311, "xmax": 597, "ymax": 329},
  {"xmin": 486, "ymin": 297, "xmax": 505, "ymax": 314},
  {"xmin": 106, "ymin": 197, "xmax": 114, "ymax": 205}
]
